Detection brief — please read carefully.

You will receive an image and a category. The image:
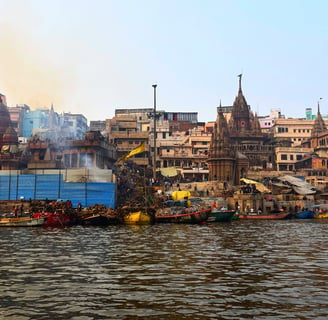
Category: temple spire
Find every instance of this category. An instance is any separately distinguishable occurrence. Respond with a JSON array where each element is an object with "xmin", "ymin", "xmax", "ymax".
[
  {"xmin": 312, "ymin": 98, "xmax": 327, "ymax": 138},
  {"xmin": 238, "ymin": 73, "xmax": 242, "ymax": 92},
  {"xmin": 318, "ymin": 97, "xmax": 322, "ymax": 113}
]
